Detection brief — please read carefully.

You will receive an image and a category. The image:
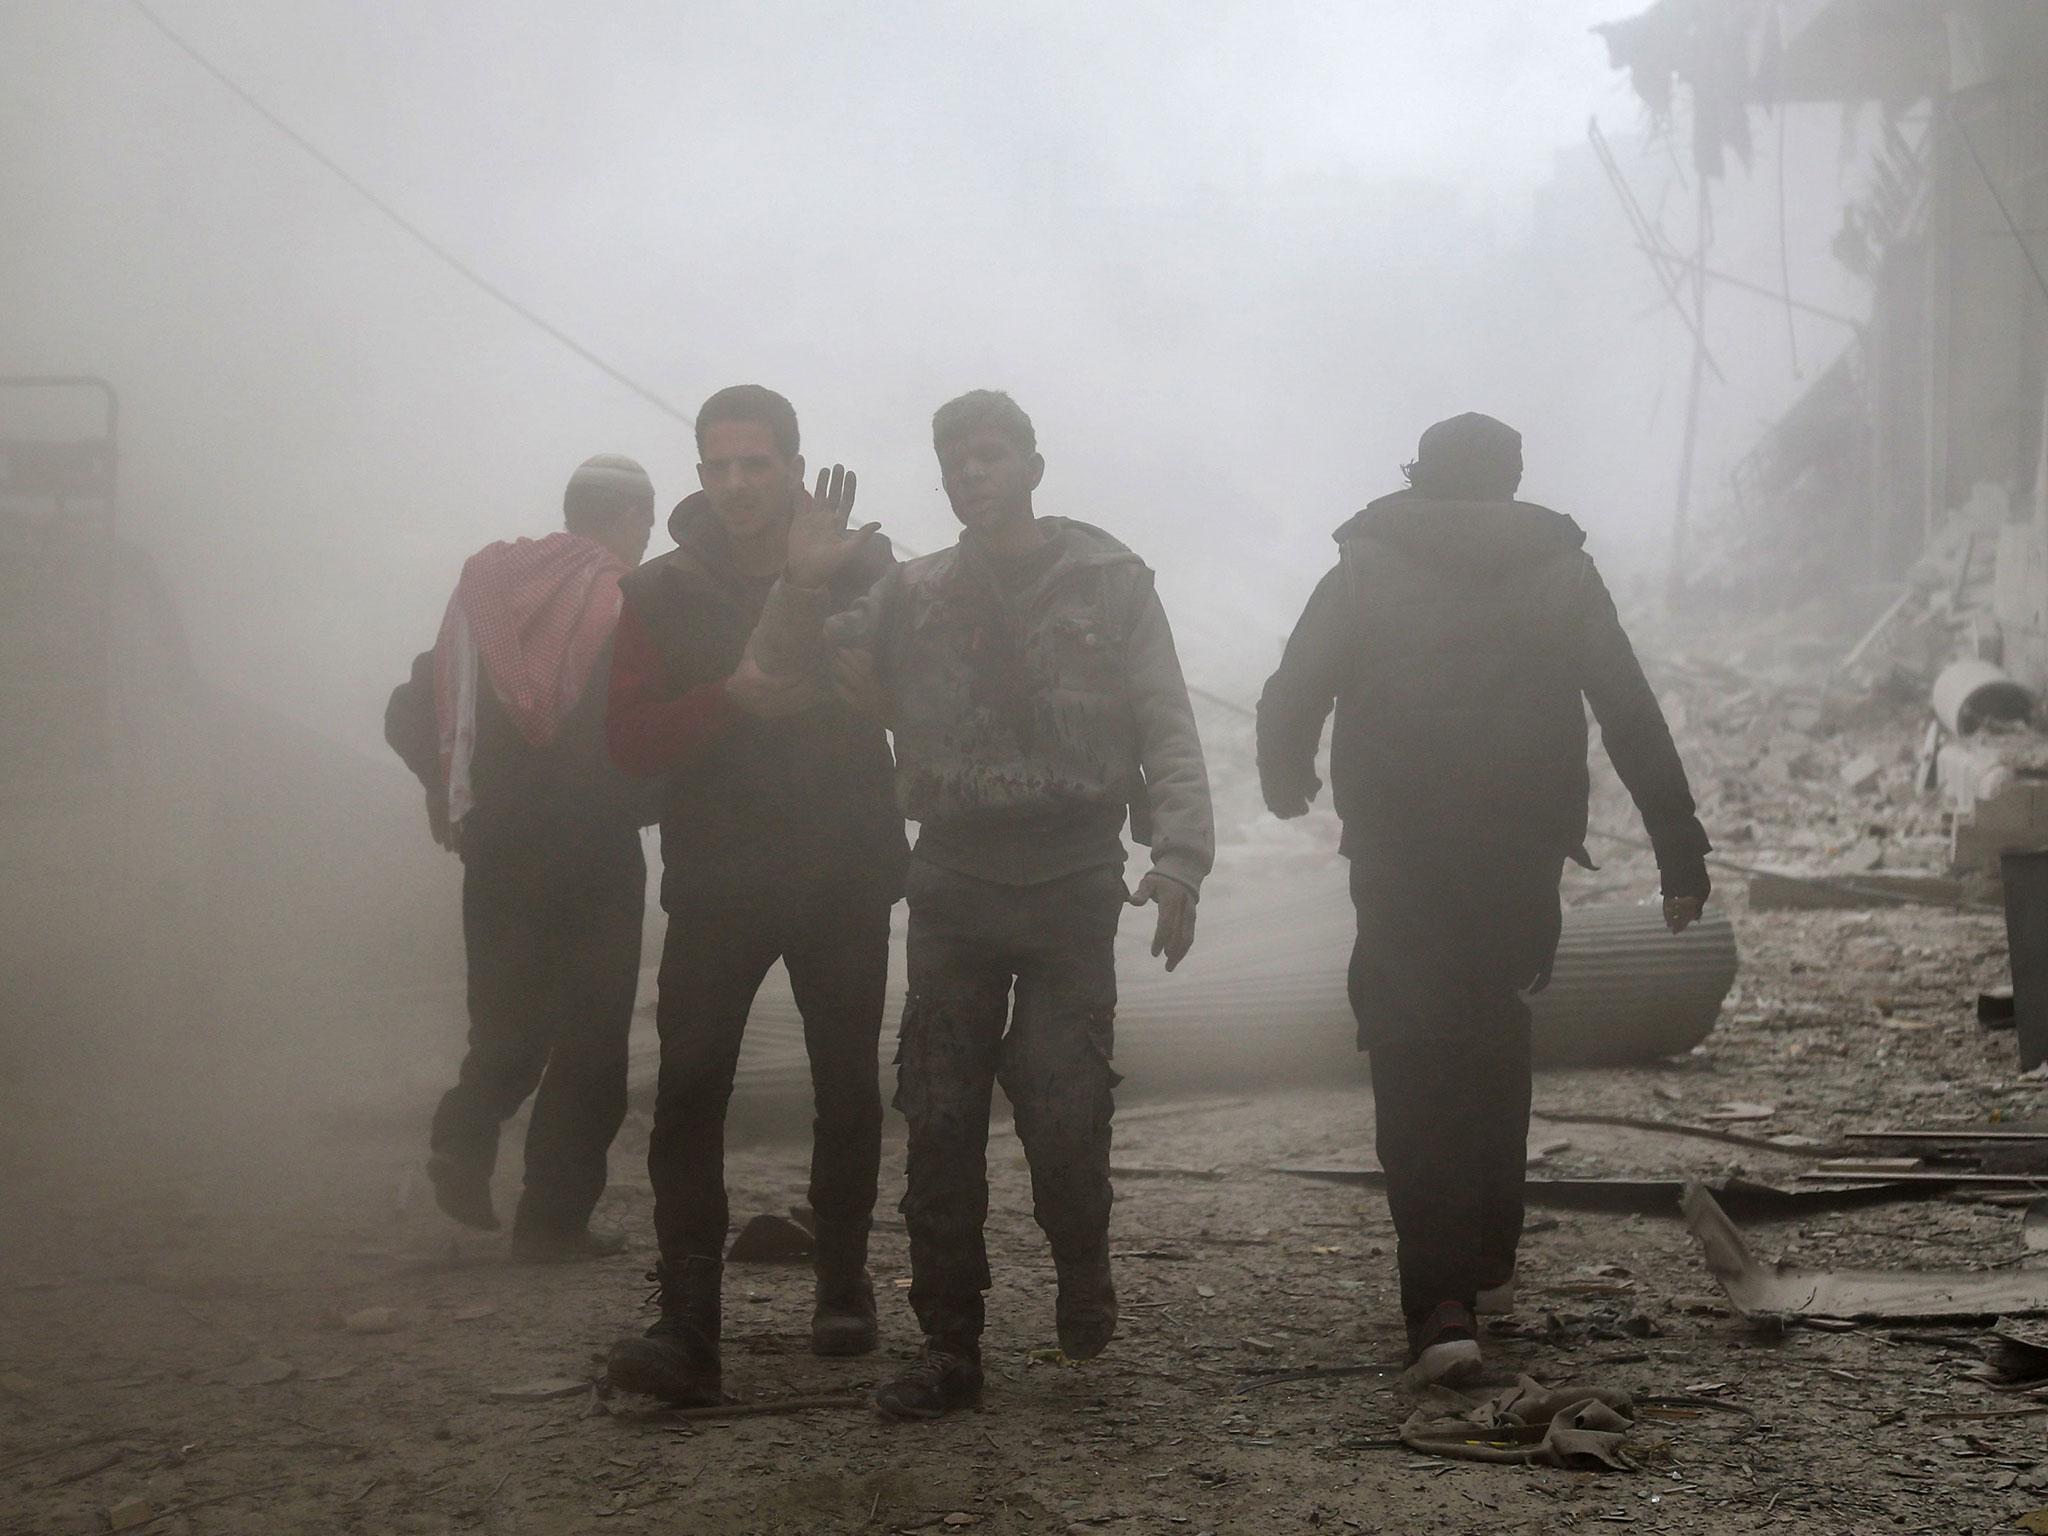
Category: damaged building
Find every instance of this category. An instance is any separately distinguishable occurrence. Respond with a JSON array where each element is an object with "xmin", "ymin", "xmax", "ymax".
[{"xmin": 1597, "ymin": 0, "xmax": 2048, "ymax": 879}]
